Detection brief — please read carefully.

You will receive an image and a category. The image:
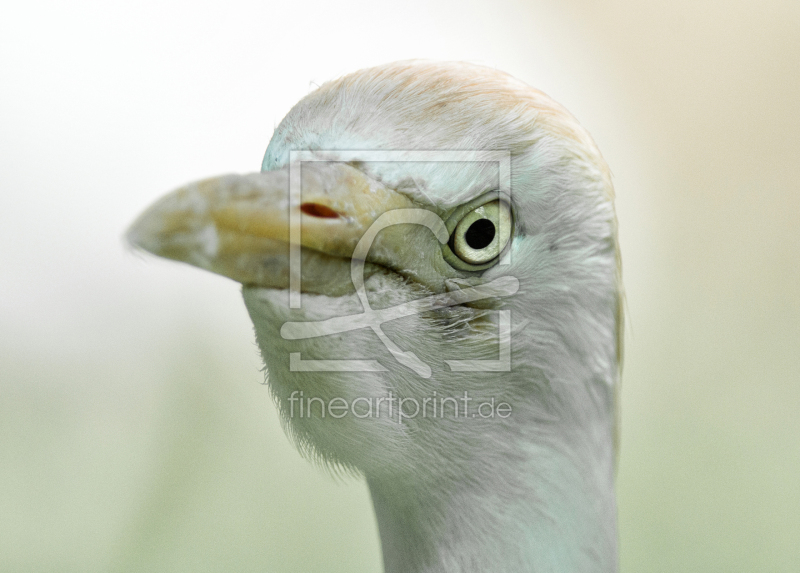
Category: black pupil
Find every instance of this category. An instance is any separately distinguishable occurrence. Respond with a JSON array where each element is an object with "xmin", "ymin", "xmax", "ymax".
[{"xmin": 465, "ymin": 219, "xmax": 496, "ymax": 250}]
